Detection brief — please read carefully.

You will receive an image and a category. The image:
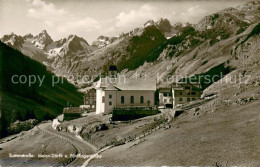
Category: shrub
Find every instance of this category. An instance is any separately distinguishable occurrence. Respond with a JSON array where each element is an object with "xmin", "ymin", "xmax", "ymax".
[{"xmin": 202, "ymin": 60, "xmax": 208, "ymax": 65}]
